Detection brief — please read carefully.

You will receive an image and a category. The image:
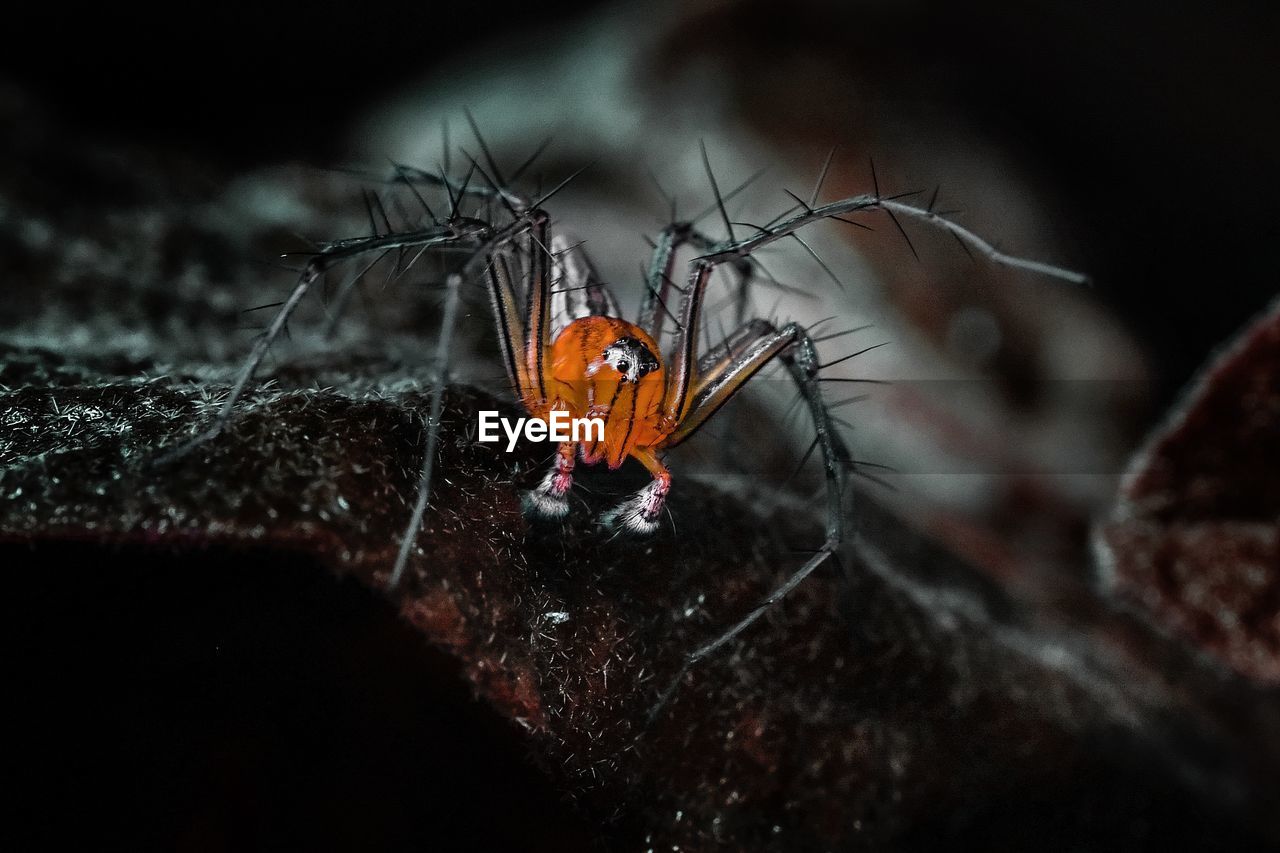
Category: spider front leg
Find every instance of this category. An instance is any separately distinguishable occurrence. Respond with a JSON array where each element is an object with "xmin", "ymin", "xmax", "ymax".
[
  {"xmin": 392, "ymin": 211, "xmax": 550, "ymax": 587},
  {"xmin": 638, "ymin": 223, "xmax": 754, "ymax": 342},
  {"xmin": 487, "ymin": 223, "xmax": 579, "ymax": 520},
  {"xmin": 599, "ymin": 447, "xmax": 672, "ymax": 535}
]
